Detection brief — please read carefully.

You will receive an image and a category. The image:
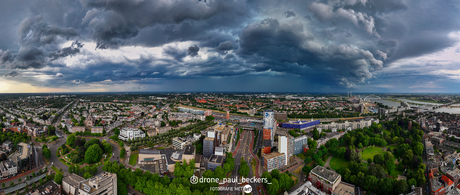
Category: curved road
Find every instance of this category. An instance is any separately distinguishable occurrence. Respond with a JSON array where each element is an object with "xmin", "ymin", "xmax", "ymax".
[{"xmin": 48, "ymin": 129, "xmax": 121, "ymax": 175}]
